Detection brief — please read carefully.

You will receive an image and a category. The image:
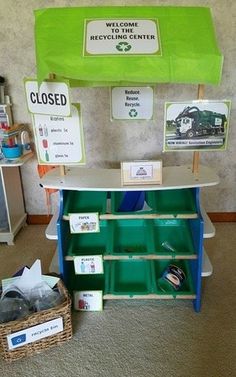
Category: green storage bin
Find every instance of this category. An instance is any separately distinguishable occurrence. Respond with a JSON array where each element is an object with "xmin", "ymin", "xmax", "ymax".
[
  {"xmin": 152, "ymin": 219, "xmax": 195, "ymax": 256},
  {"xmin": 111, "ymin": 191, "xmax": 154, "ymax": 215},
  {"xmin": 111, "ymin": 189, "xmax": 196, "ymax": 215},
  {"xmin": 108, "ymin": 219, "xmax": 153, "ymax": 255},
  {"xmin": 69, "ymin": 274, "xmax": 105, "ymax": 292},
  {"xmin": 63, "ymin": 191, "xmax": 107, "ymax": 215},
  {"xmin": 67, "ymin": 262, "xmax": 109, "ymax": 294},
  {"xmin": 67, "ymin": 220, "xmax": 109, "ymax": 256},
  {"xmin": 147, "ymin": 189, "xmax": 196, "ymax": 214},
  {"xmin": 110, "ymin": 260, "xmax": 152, "ymax": 295},
  {"xmin": 152, "ymin": 260, "xmax": 195, "ymax": 296}
]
